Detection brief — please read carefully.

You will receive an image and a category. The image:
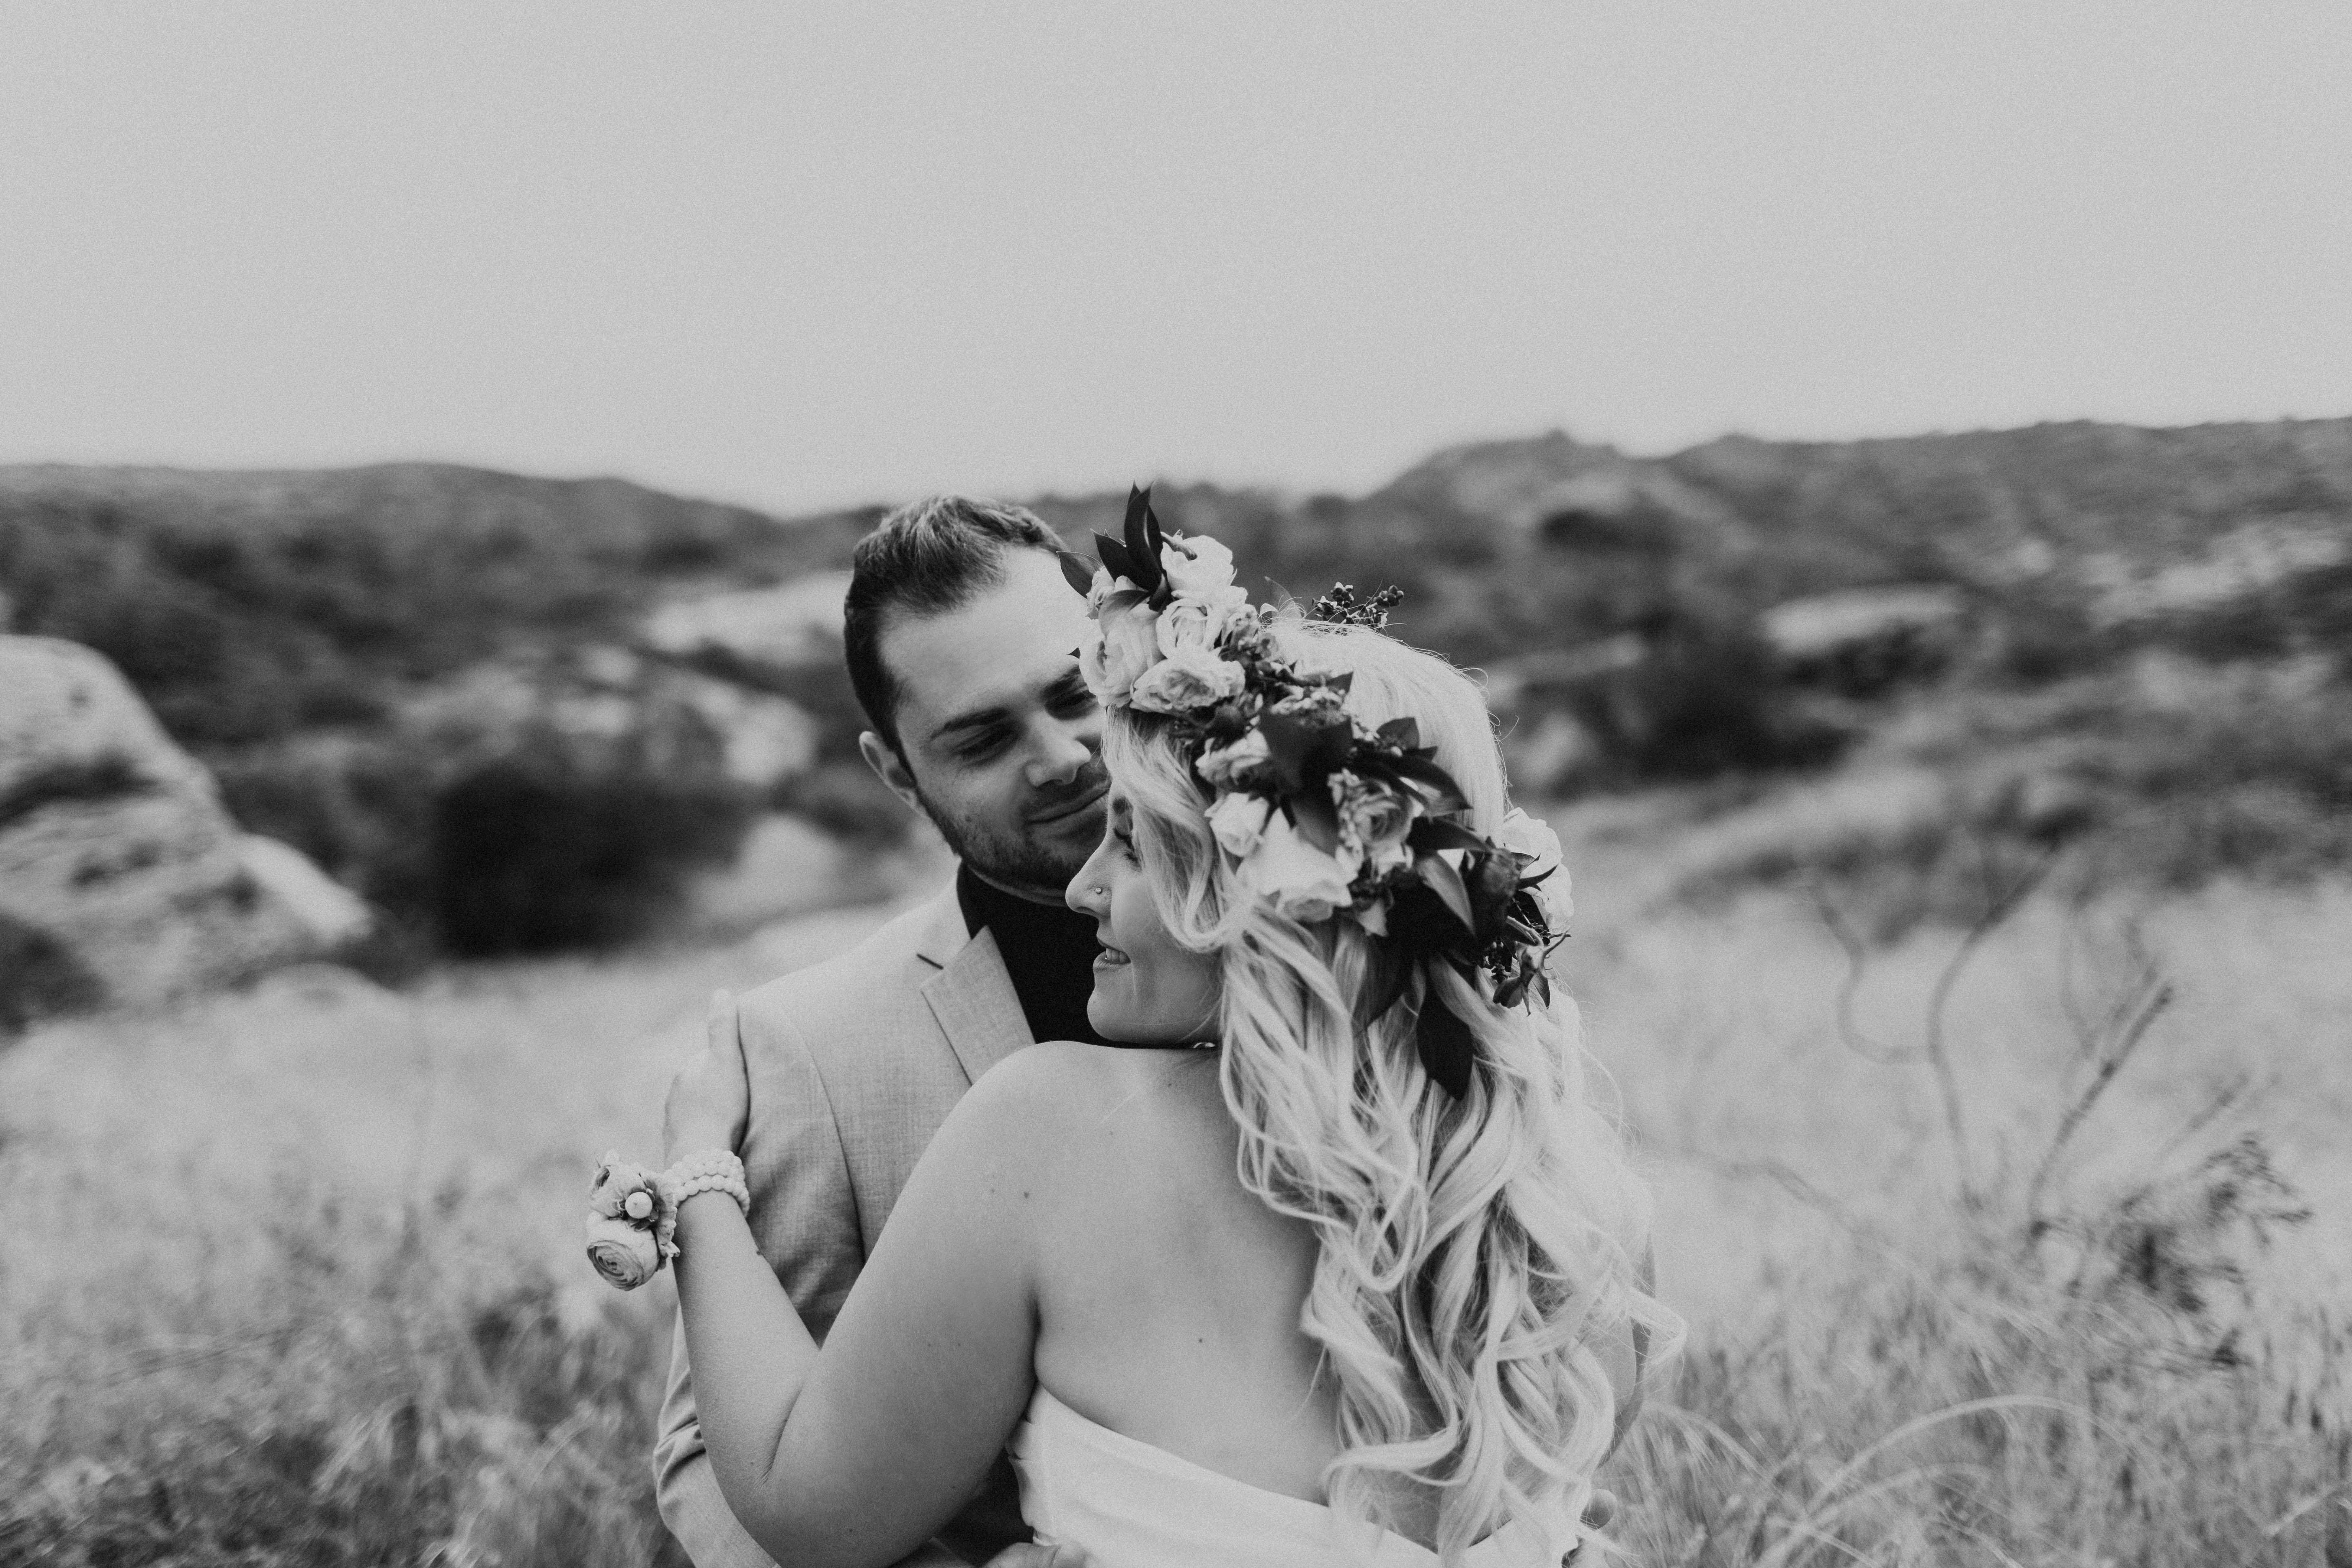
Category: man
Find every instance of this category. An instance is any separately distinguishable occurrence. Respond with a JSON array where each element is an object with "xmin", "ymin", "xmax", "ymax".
[{"xmin": 654, "ymin": 496, "xmax": 1110, "ymax": 1568}]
